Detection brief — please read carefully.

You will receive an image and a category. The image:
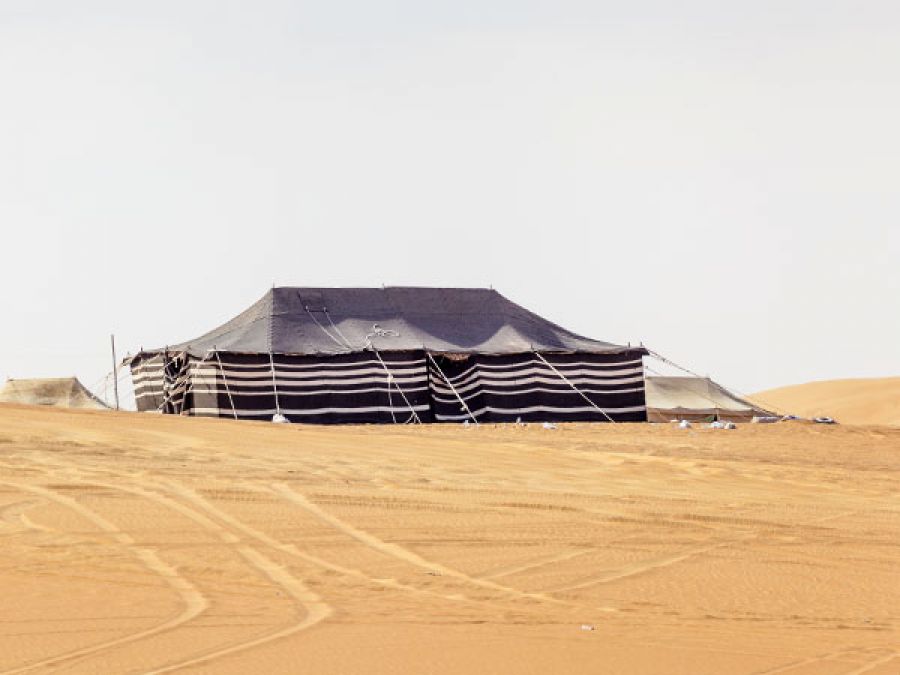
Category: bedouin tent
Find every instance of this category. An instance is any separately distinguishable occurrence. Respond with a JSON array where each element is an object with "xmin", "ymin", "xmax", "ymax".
[
  {"xmin": 0, "ymin": 377, "xmax": 108, "ymax": 410},
  {"xmin": 644, "ymin": 376, "xmax": 772, "ymax": 423},
  {"xmin": 127, "ymin": 287, "xmax": 648, "ymax": 424}
]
